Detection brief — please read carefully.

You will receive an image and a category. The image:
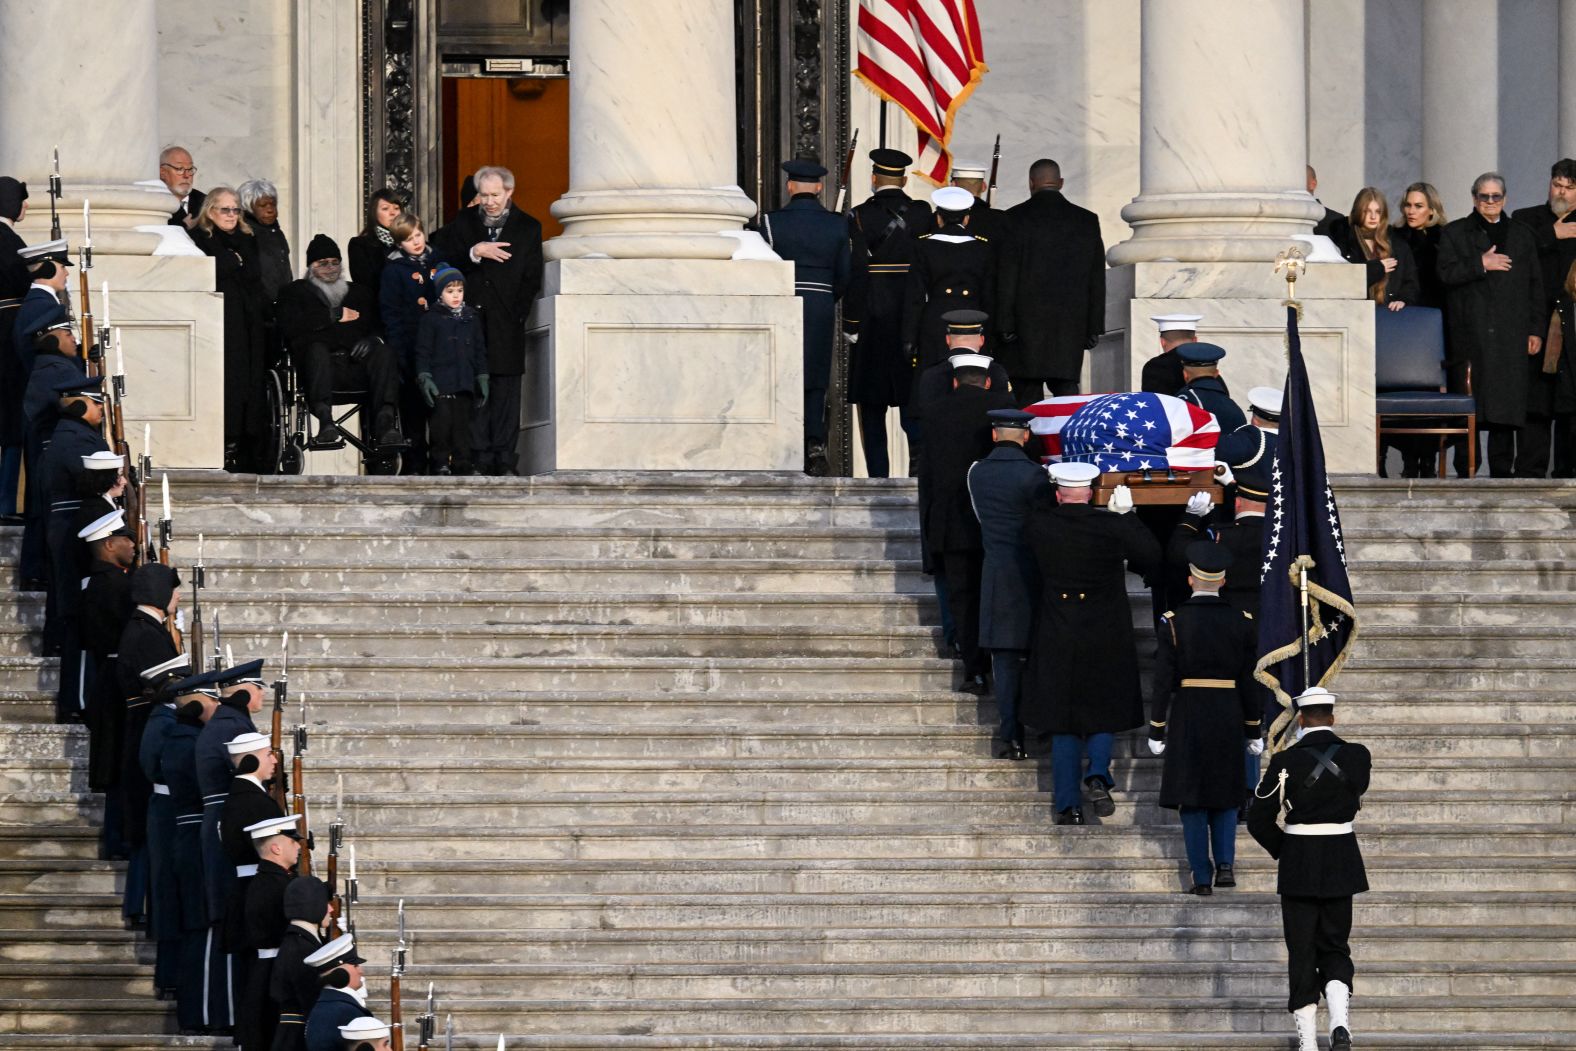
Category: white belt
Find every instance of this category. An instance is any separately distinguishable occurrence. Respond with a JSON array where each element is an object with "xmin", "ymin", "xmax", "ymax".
[
  {"xmin": 1284, "ymin": 822, "xmax": 1354, "ymax": 836},
  {"xmin": 152, "ymin": 784, "xmax": 170, "ymax": 795},
  {"xmin": 257, "ymin": 947, "xmax": 279, "ymax": 960},
  {"xmin": 236, "ymin": 863, "xmax": 258, "ymax": 877}
]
